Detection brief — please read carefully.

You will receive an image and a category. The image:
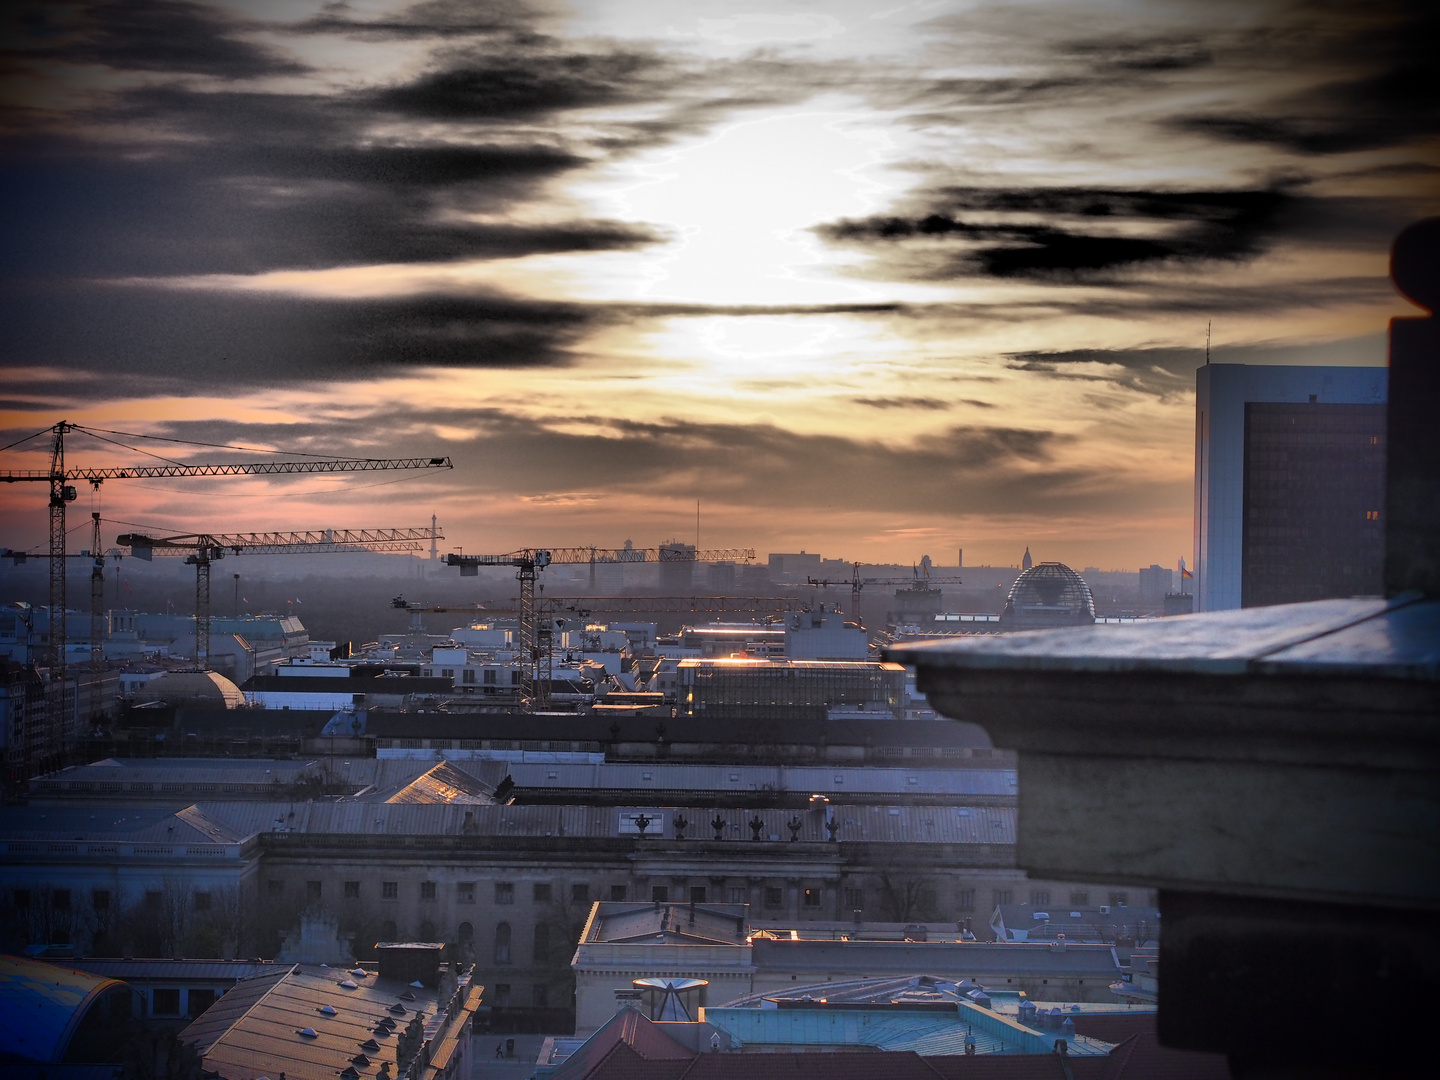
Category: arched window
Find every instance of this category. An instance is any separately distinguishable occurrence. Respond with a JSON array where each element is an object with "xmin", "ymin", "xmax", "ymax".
[
  {"xmin": 533, "ymin": 922, "xmax": 550, "ymax": 962},
  {"xmin": 418, "ymin": 919, "xmax": 436, "ymax": 941},
  {"xmin": 381, "ymin": 919, "xmax": 397, "ymax": 941},
  {"xmin": 494, "ymin": 921, "xmax": 512, "ymax": 963},
  {"xmin": 458, "ymin": 921, "xmax": 474, "ymax": 943}
]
